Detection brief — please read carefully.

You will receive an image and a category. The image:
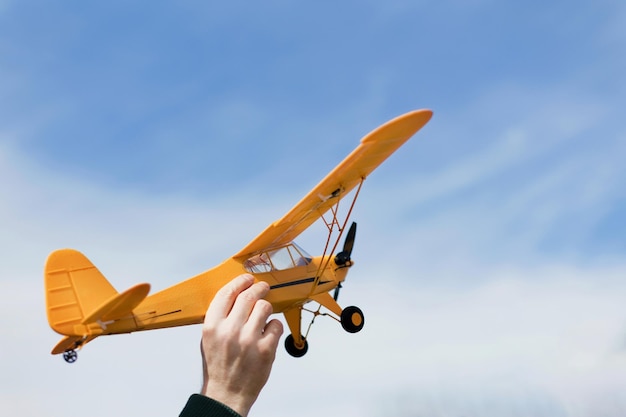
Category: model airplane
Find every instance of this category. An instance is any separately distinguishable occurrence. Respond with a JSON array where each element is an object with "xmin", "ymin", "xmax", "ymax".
[{"xmin": 44, "ymin": 109, "xmax": 433, "ymax": 363}]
